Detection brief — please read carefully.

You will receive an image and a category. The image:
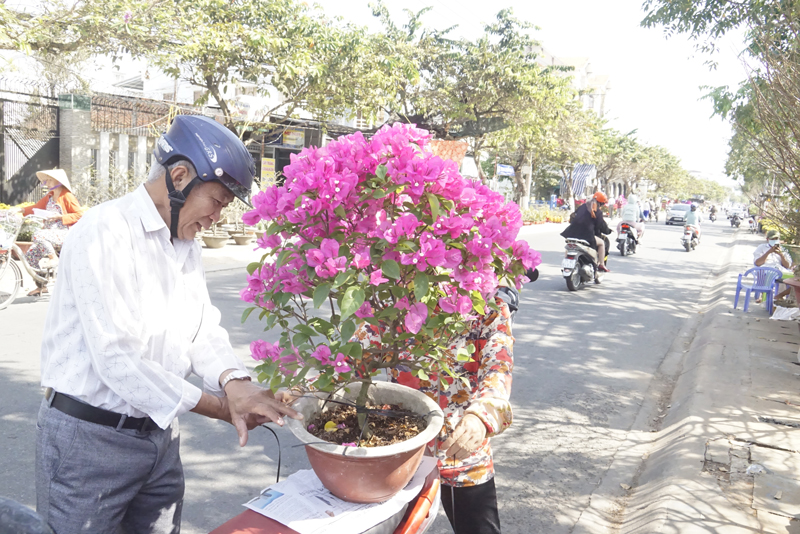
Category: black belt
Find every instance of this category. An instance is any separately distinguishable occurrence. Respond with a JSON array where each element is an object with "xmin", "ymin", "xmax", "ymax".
[{"xmin": 46, "ymin": 389, "xmax": 158, "ymax": 432}]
